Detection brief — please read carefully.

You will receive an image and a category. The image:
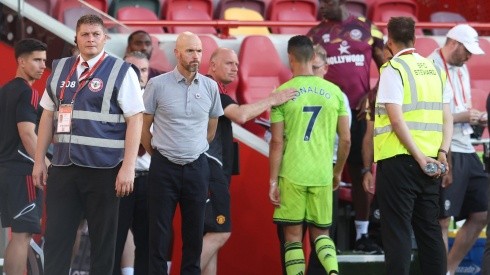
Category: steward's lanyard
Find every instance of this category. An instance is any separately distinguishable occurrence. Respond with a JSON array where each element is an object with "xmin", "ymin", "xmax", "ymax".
[
  {"xmin": 59, "ymin": 52, "xmax": 106, "ymax": 104},
  {"xmin": 439, "ymin": 49, "xmax": 467, "ymax": 109}
]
